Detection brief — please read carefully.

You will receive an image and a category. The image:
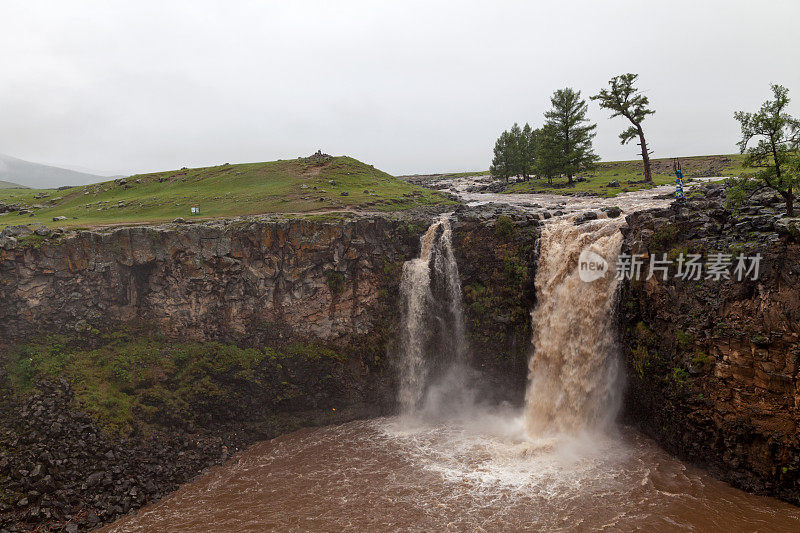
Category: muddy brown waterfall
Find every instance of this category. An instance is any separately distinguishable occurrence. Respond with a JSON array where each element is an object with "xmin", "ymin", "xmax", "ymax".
[
  {"xmin": 102, "ymin": 211, "xmax": 800, "ymax": 532},
  {"xmin": 526, "ymin": 217, "xmax": 626, "ymax": 435}
]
